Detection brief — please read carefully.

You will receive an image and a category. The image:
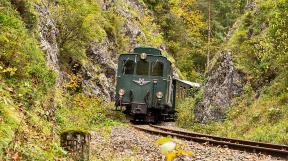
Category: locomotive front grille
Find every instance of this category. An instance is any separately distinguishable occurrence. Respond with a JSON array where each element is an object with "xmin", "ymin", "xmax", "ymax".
[{"xmin": 131, "ymin": 103, "xmax": 147, "ymax": 114}]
